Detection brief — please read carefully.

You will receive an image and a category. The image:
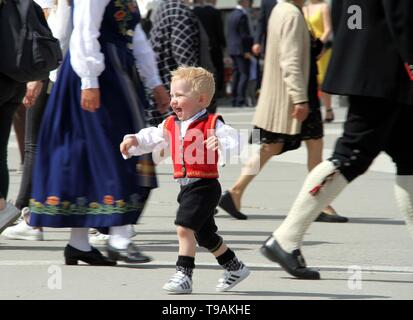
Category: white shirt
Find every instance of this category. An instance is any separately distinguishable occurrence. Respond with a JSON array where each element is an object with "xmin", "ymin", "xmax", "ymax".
[
  {"xmin": 70, "ymin": 0, "xmax": 161, "ymax": 90},
  {"xmin": 124, "ymin": 110, "xmax": 240, "ymax": 185}
]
